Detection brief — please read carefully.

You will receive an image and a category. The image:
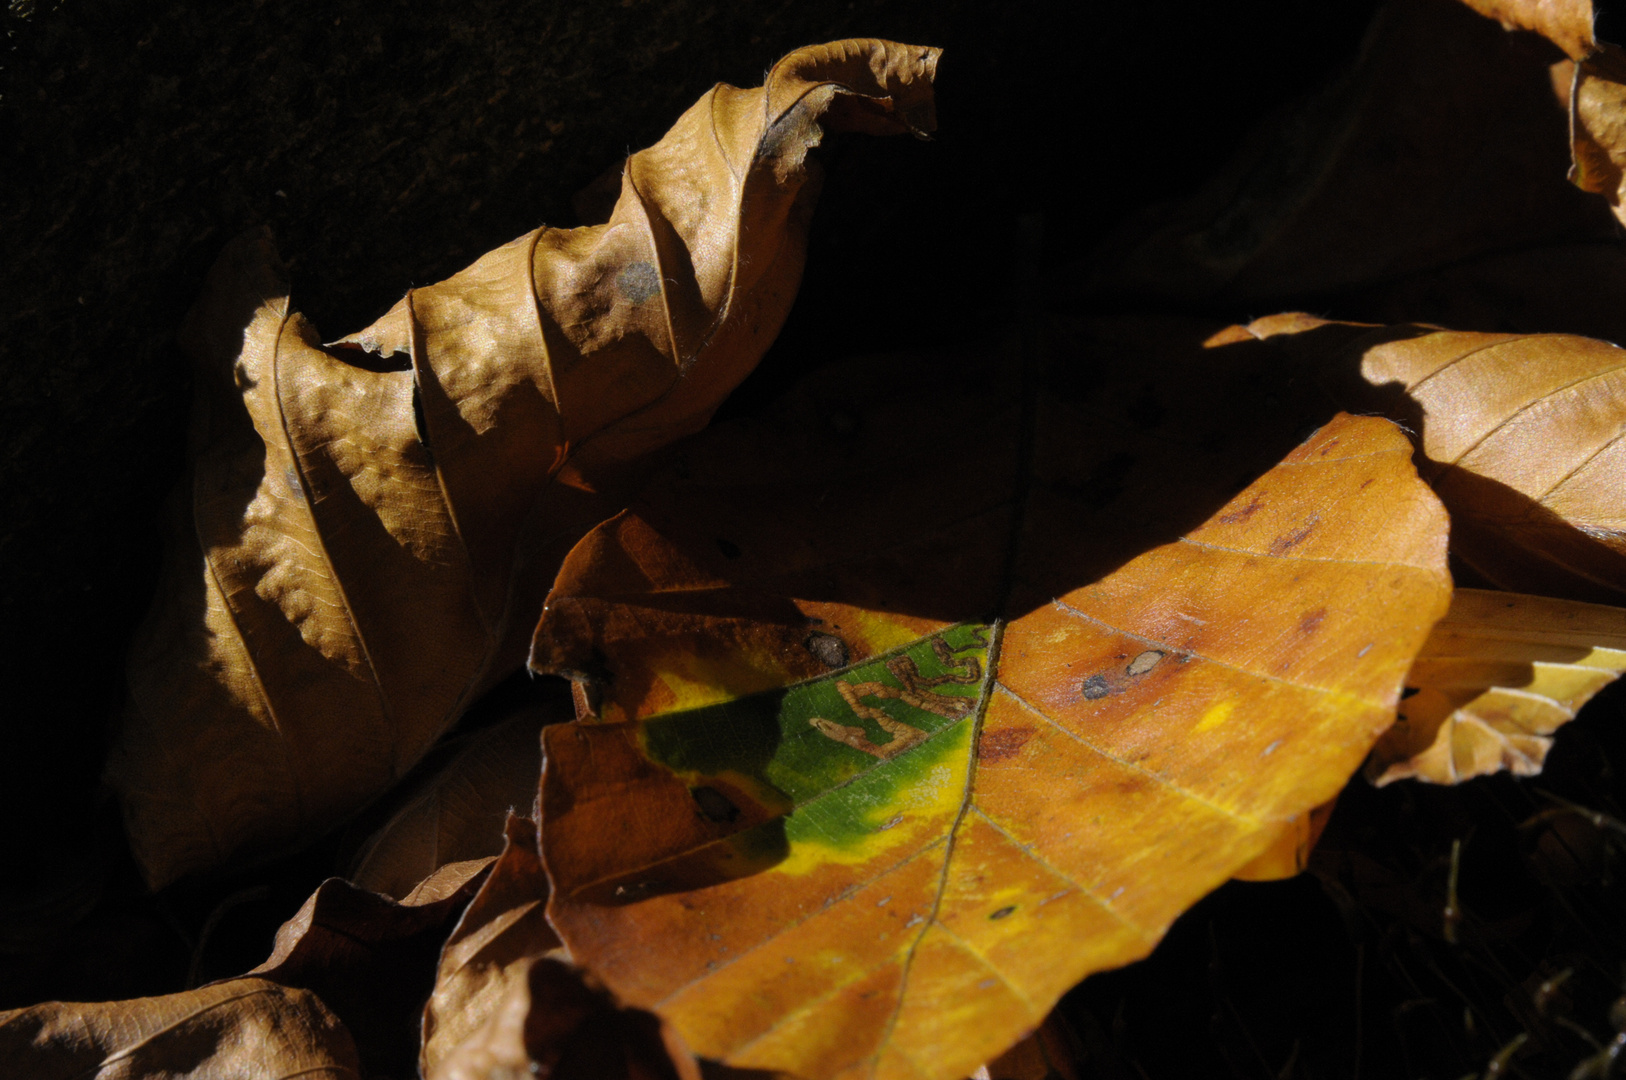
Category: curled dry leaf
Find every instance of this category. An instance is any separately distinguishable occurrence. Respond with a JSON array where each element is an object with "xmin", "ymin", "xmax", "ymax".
[
  {"xmin": 1369, "ymin": 587, "xmax": 1626, "ymax": 784},
  {"xmin": 245, "ymin": 862, "xmax": 490, "ymax": 1077},
  {"xmin": 422, "ymin": 814, "xmax": 560, "ymax": 1075},
  {"xmin": 349, "ymin": 694, "xmax": 567, "ymax": 899},
  {"xmin": 0, "ymin": 978, "xmax": 360, "ymax": 1079},
  {"xmin": 1230, "ymin": 314, "xmax": 1626, "ymax": 603},
  {"xmin": 105, "ymin": 39, "xmax": 941, "ymax": 888},
  {"xmin": 530, "ymin": 330, "xmax": 1451, "ymax": 1078}
]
